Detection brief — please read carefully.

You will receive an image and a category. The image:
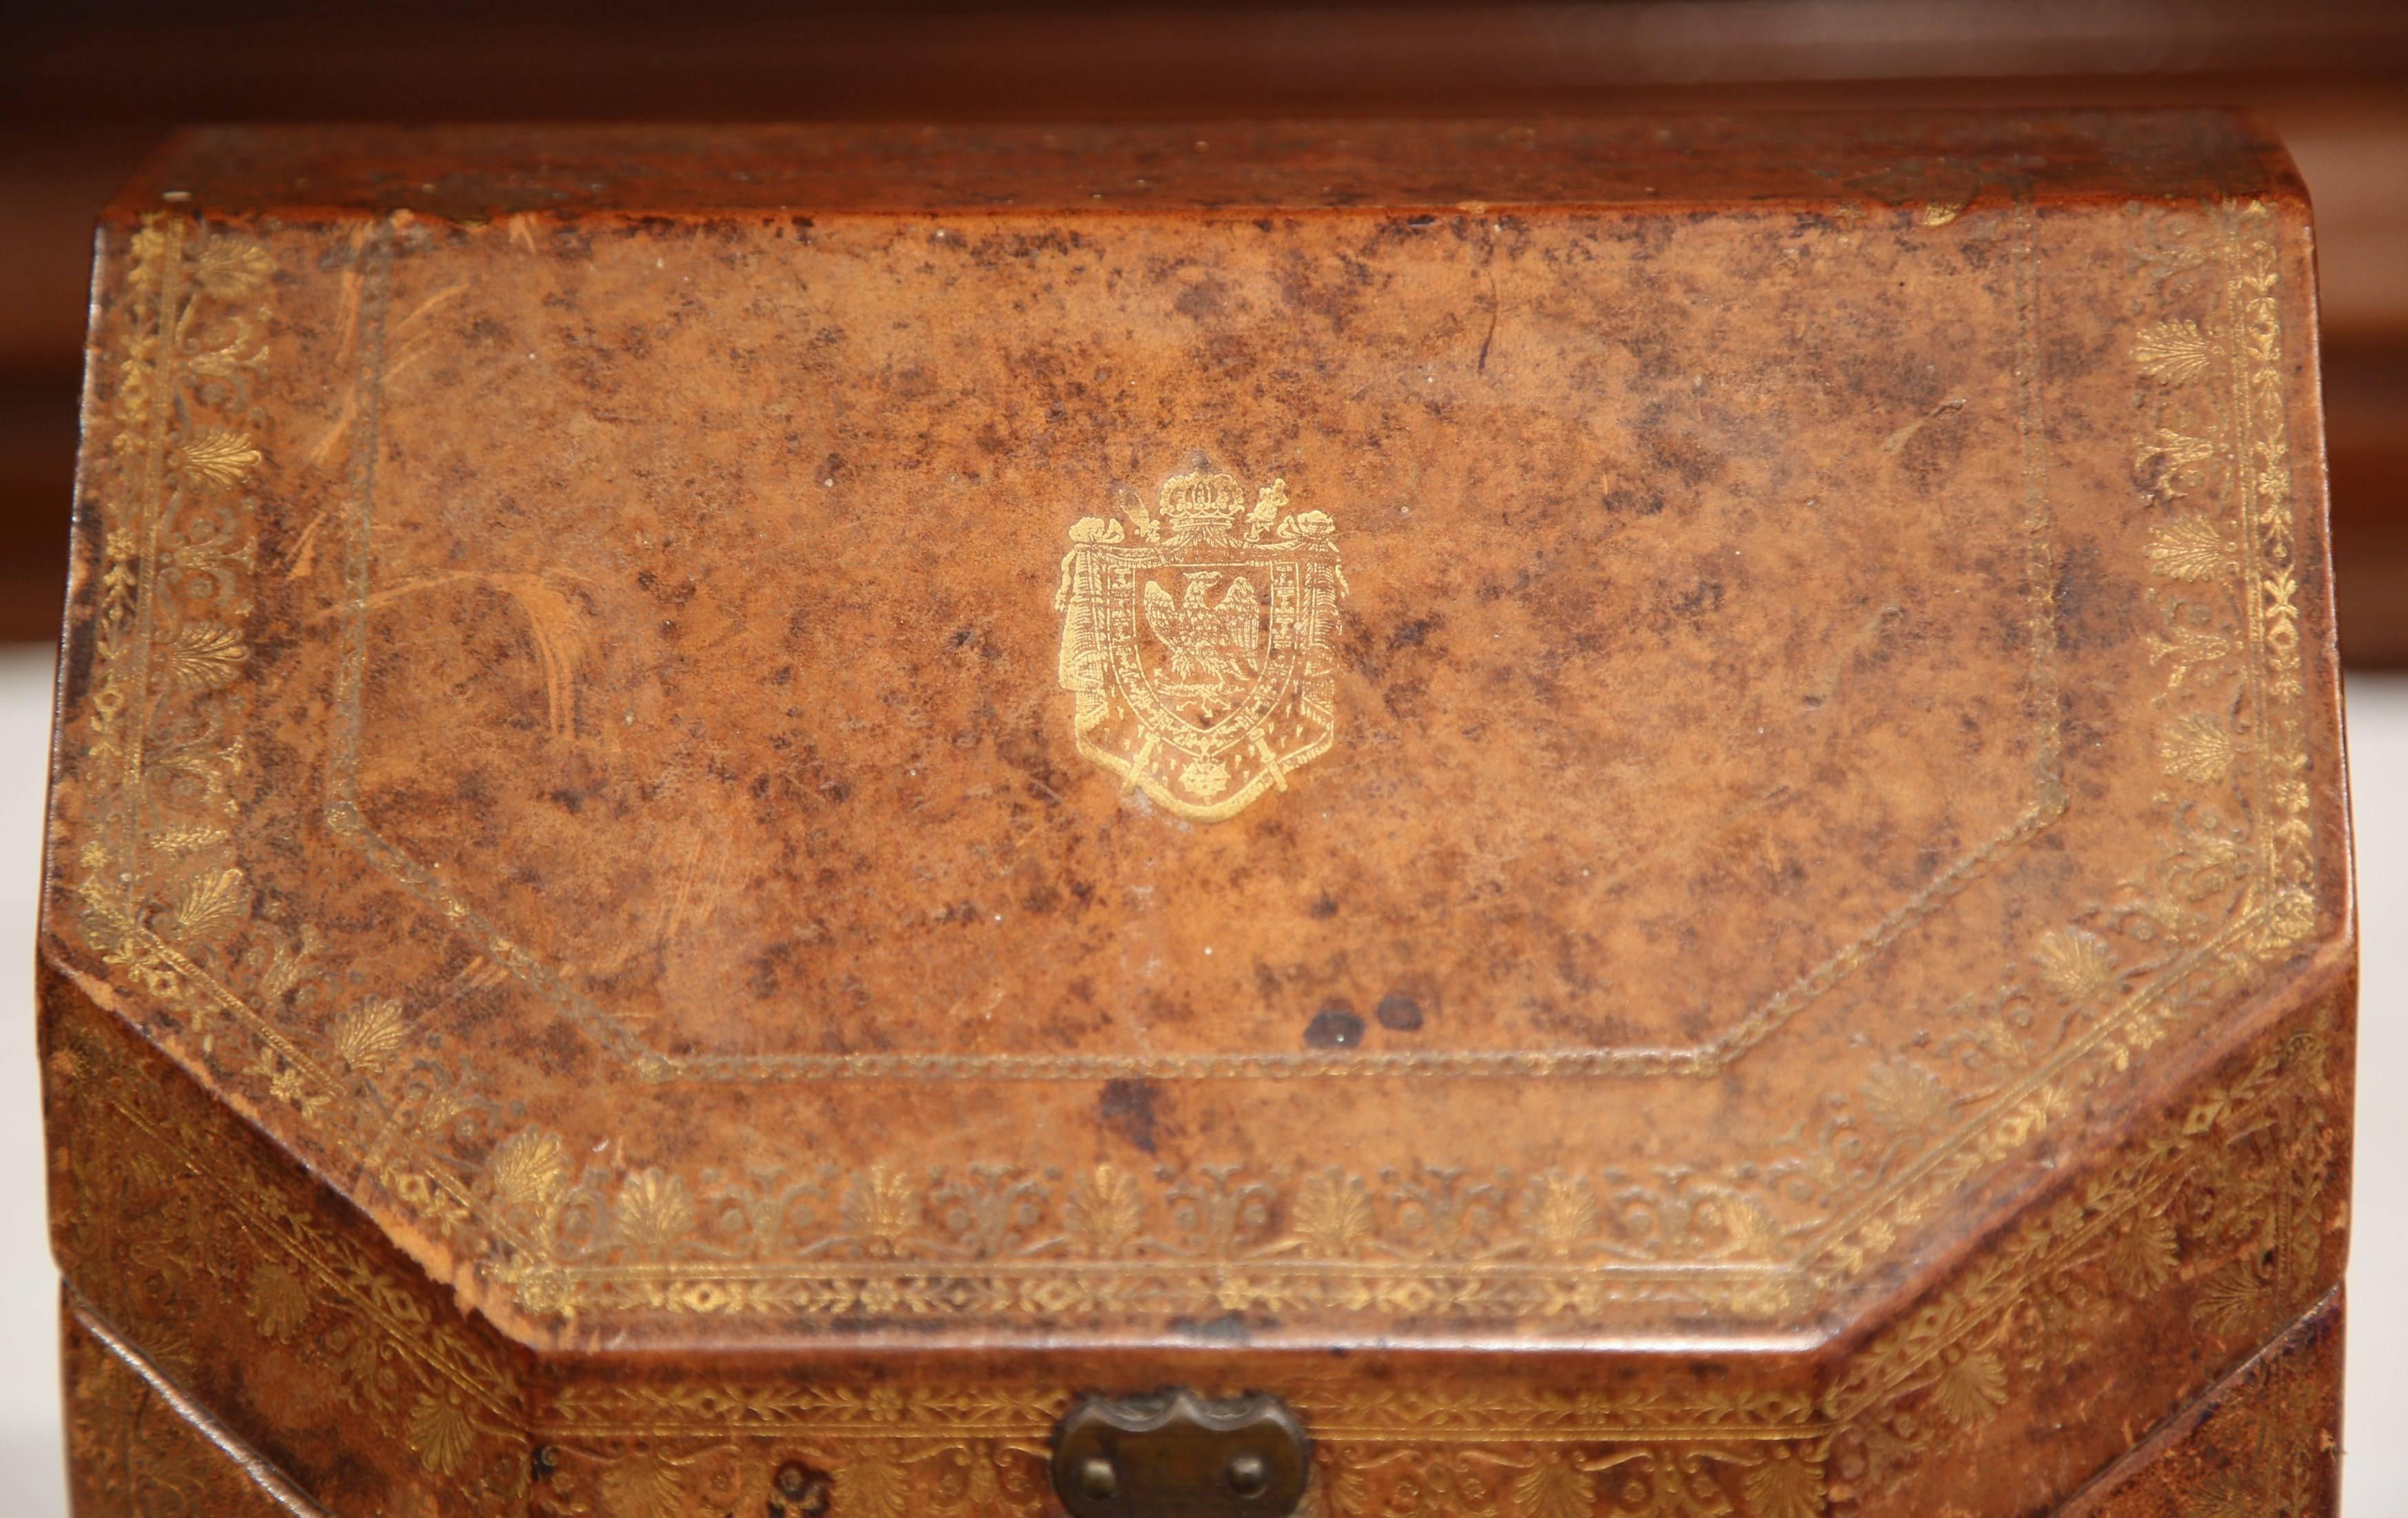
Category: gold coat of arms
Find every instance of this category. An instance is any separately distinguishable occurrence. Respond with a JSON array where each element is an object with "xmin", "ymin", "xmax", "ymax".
[{"xmin": 1055, "ymin": 468, "xmax": 1349, "ymax": 820}]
